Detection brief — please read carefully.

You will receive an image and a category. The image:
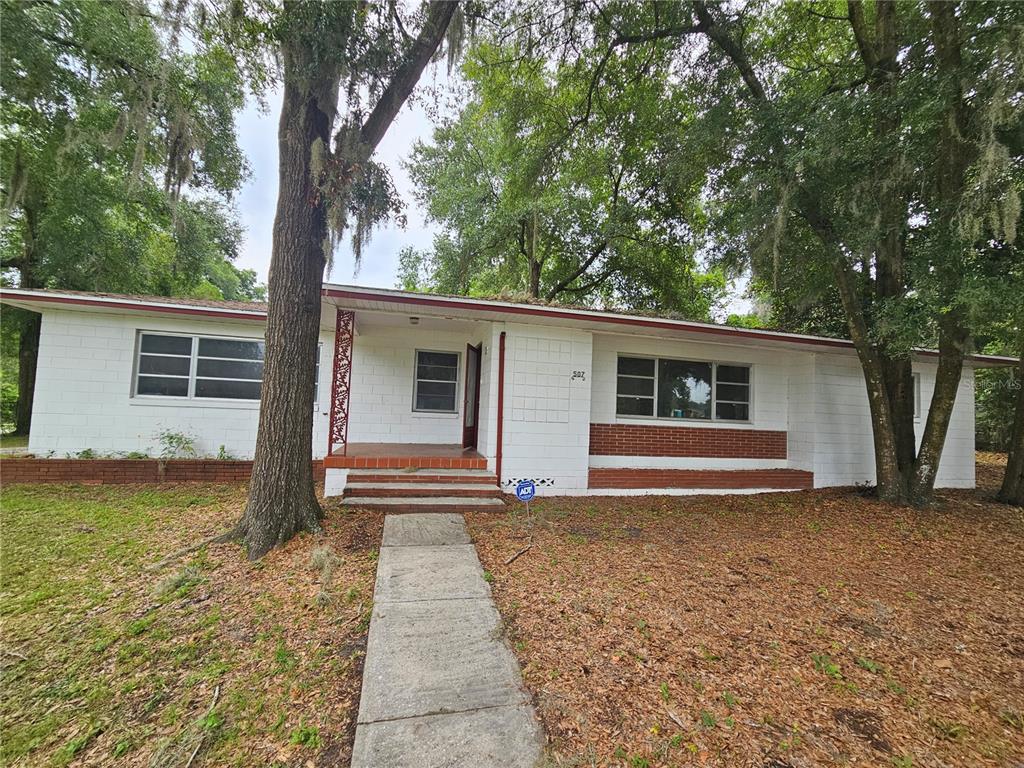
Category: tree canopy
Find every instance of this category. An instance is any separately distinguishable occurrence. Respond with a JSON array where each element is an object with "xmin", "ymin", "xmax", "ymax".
[
  {"xmin": 404, "ymin": 35, "xmax": 727, "ymax": 319},
  {"xmin": 0, "ymin": 0, "xmax": 260, "ymax": 299}
]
